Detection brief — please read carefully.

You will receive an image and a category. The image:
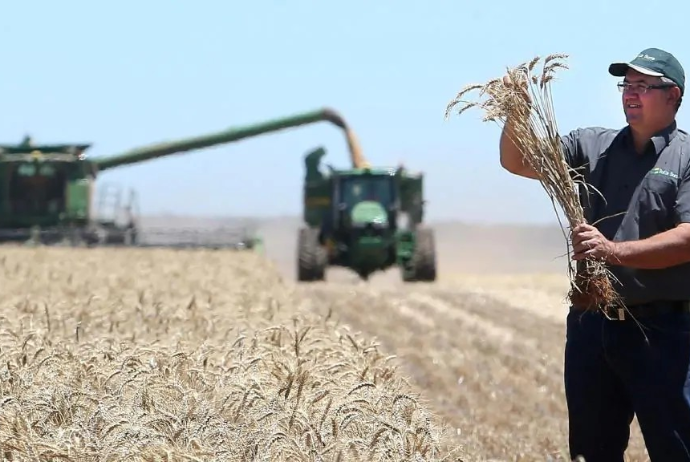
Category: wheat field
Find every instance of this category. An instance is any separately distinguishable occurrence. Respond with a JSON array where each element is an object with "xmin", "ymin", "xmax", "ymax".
[
  {"xmin": 0, "ymin": 219, "xmax": 652, "ymax": 461},
  {"xmin": 0, "ymin": 247, "xmax": 454, "ymax": 461}
]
